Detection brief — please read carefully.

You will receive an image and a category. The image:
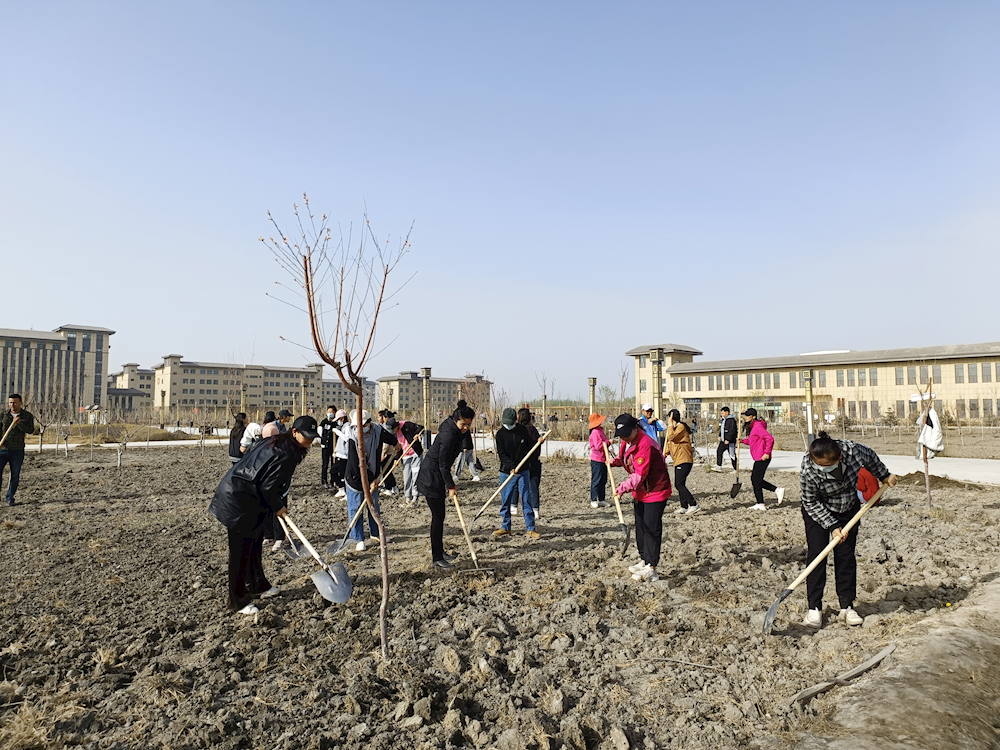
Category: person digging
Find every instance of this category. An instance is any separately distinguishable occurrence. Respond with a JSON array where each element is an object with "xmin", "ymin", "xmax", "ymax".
[{"xmin": 609, "ymin": 413, "xmax": 672, "ymax": 583}]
